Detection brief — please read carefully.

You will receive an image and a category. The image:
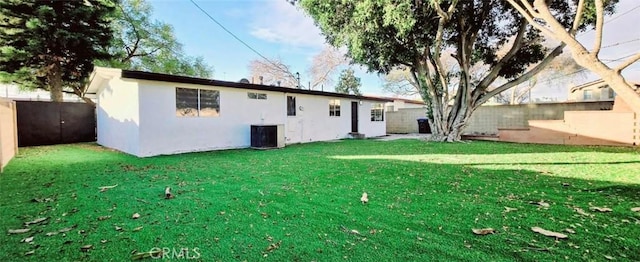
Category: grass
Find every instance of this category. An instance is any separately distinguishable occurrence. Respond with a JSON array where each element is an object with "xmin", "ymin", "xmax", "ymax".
[{"xmin": 1, "ymin": 139, "xmax": 639, "ymax": 261}]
